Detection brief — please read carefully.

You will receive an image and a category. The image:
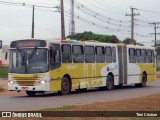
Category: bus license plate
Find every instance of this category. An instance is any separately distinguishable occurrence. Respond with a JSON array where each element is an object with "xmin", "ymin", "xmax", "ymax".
[{"xmin": 21, "ymin": 87, "xmax": 28, "ymax": 90}]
